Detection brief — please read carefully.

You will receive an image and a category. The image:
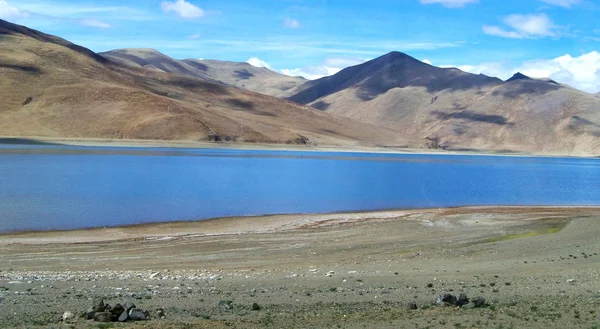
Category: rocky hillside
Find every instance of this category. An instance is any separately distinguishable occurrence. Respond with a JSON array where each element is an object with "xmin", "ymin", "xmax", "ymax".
[
  {"xmin": 288, "ymin": 52, "xmax": 600, "ymax": 155},
  {"xmin": 0, "ymin": 19, "xmax": 422, "ymax": 148},
  {"xmin": 100, "ymin": 49, "xmax": 306, "ymax": 98}
]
